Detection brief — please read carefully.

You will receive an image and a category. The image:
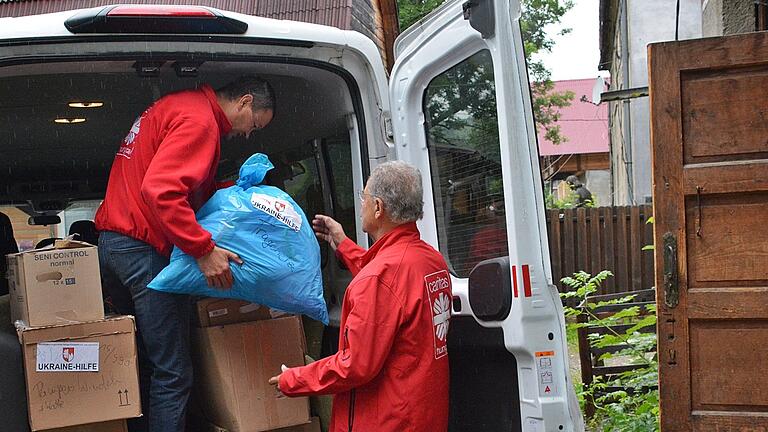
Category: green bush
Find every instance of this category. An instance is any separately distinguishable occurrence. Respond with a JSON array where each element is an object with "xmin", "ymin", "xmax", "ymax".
[{"xmin": 561, "ymin": 271, "xmax": 659, "ymax": 431}]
